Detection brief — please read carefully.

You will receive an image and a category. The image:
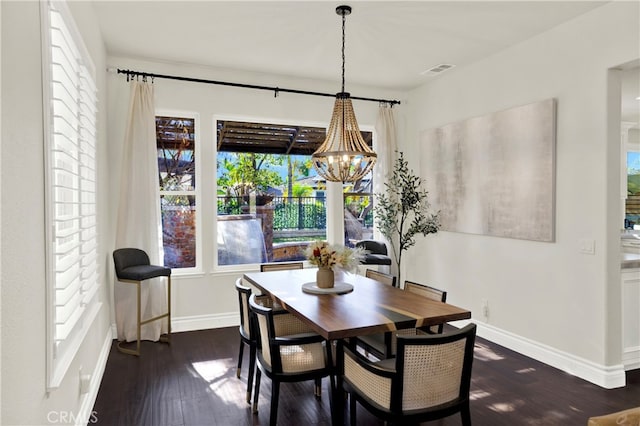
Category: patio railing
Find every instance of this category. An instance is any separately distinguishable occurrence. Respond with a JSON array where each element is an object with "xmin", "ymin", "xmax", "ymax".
[{"xmin": 216, "ymin": 195, "xmax": 327, "ymax": 231}]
